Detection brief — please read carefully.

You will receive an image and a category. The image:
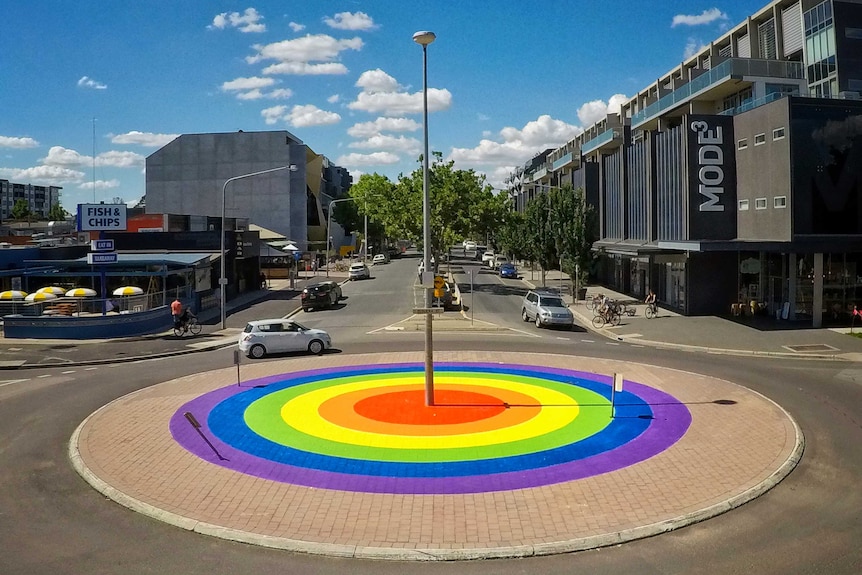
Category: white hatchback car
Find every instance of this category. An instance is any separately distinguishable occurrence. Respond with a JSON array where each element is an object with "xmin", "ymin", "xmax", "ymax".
[
  {"xmin": 239, "ymin": 319, "xmax": 332, "ymax": 358},
  {"xmin": 481, "ymin": 251, "xmax": 495, "ymax": 266},
  {"xmin": 348, "ymin": 262, "xmax": 370, "ymax": 280}
]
